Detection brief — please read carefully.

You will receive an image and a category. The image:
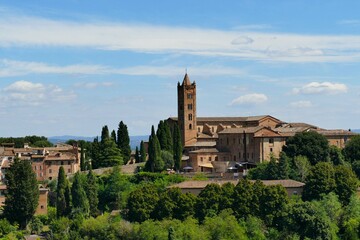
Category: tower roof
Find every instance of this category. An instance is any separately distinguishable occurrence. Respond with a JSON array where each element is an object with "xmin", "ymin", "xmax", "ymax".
[{"xmin": 182, "ymin": 73, "xmax": 191, "ymax": 85}]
